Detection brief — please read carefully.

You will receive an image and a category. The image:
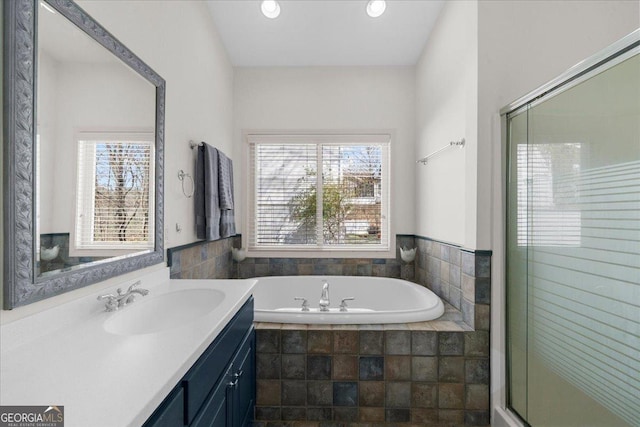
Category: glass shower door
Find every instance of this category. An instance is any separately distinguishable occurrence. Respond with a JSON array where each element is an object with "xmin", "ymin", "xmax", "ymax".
[{"xmin": 506, "ymin": 48, "xmax": 639, "ymax": 426}]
